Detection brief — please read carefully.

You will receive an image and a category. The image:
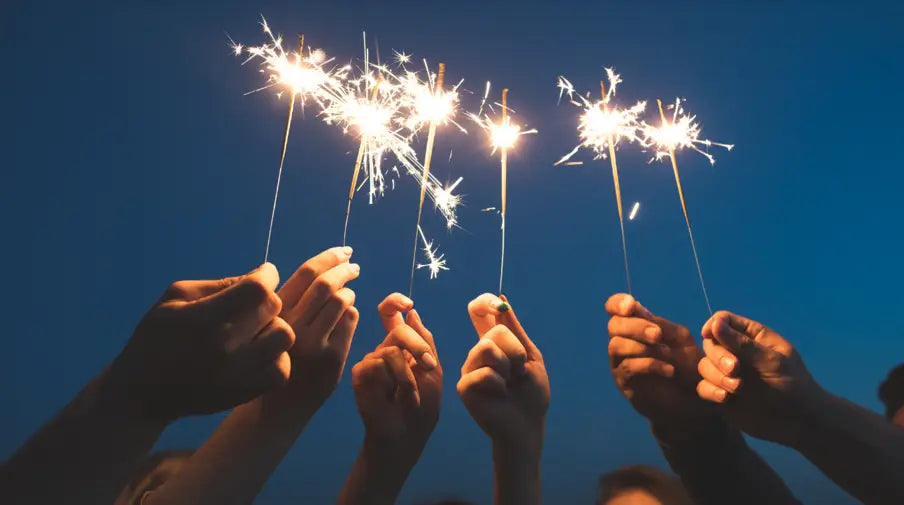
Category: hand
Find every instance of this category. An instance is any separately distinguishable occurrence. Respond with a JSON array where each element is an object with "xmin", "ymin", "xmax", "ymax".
[
  {"xmin": 351, "ymin": 293, "xmax": 442, "ymax": 463},
  {"xmin": 605, "ymin": 294, "xmax": 711, "ymax": 434},
  {"xmin": 458, "ymin": 294, "xmax": 549, "ymax": 455},
  {"xmin": 272, "ymin": 247, "xmax": 361, "ymax": 410},
  {"xmin": 697, "ymin": 310, "xmax": 821, "ymax": 445},
  {"xmin": 108, "ymin": 263, "xmax": 294, "ymax": 420}
]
